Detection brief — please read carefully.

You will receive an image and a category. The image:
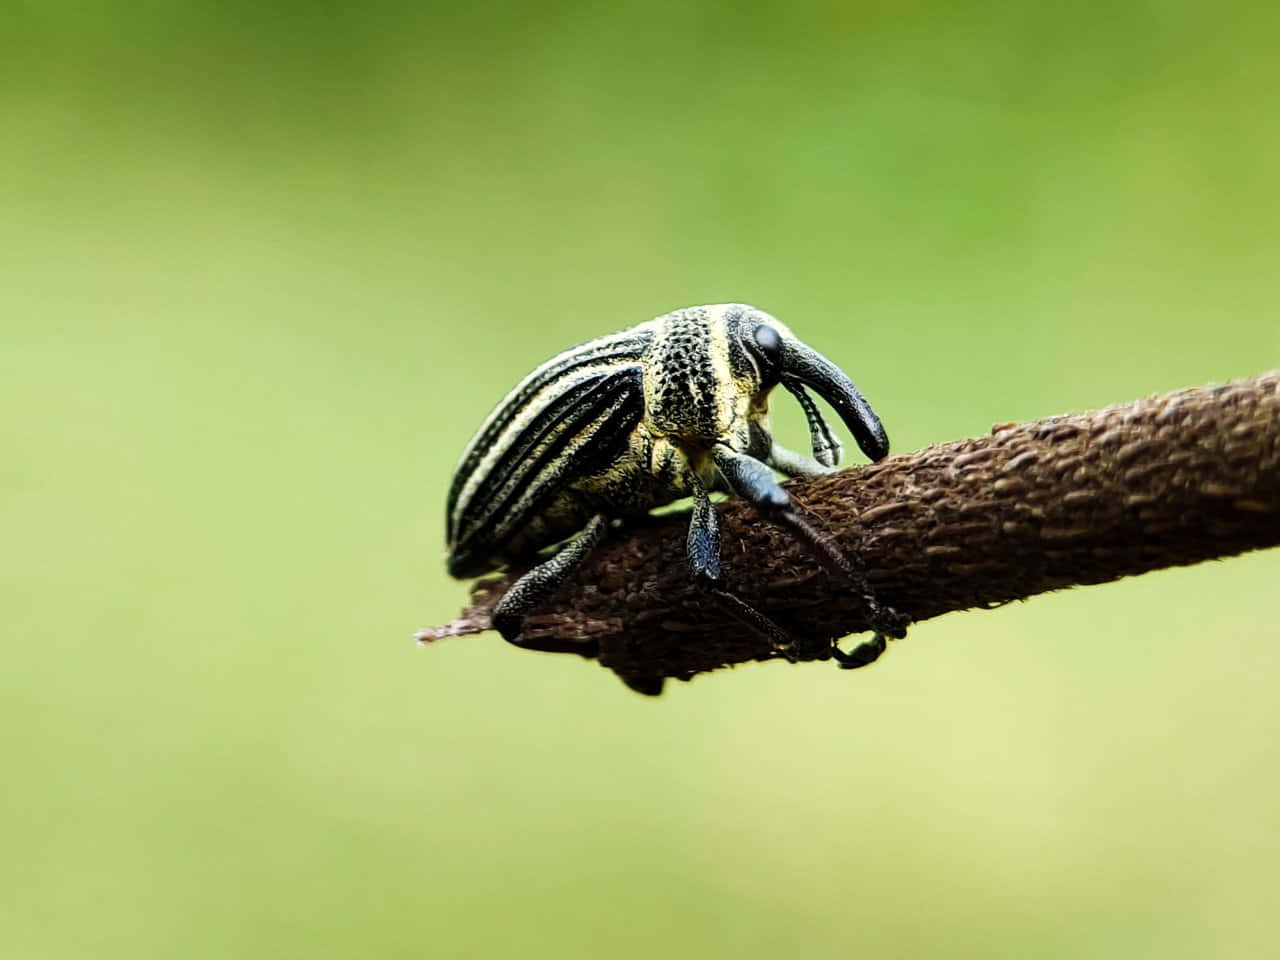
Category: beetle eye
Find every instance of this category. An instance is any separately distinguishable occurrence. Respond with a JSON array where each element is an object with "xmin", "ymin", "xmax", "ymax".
[{"xmin": 751, "ymin": 324, "xmax": 782, "ymax": 366}]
